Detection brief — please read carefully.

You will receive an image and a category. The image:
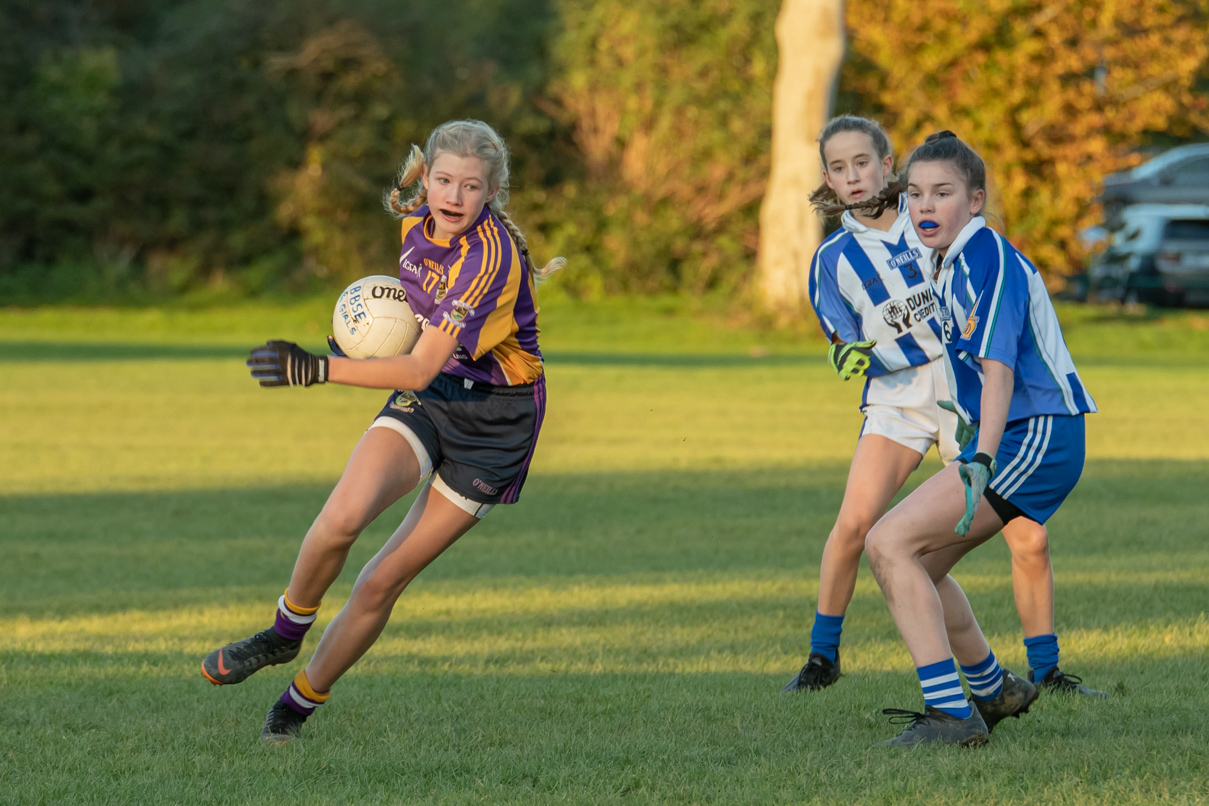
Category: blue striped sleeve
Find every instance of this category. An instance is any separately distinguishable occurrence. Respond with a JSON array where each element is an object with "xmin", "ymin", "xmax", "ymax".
[
  {"xmin": 954, "ymin": 231, "xmax": 1027, "ymax": 367},
  {"xmin": 808, "ymin": 236, "xmax": 860, "ymax": 344}
]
